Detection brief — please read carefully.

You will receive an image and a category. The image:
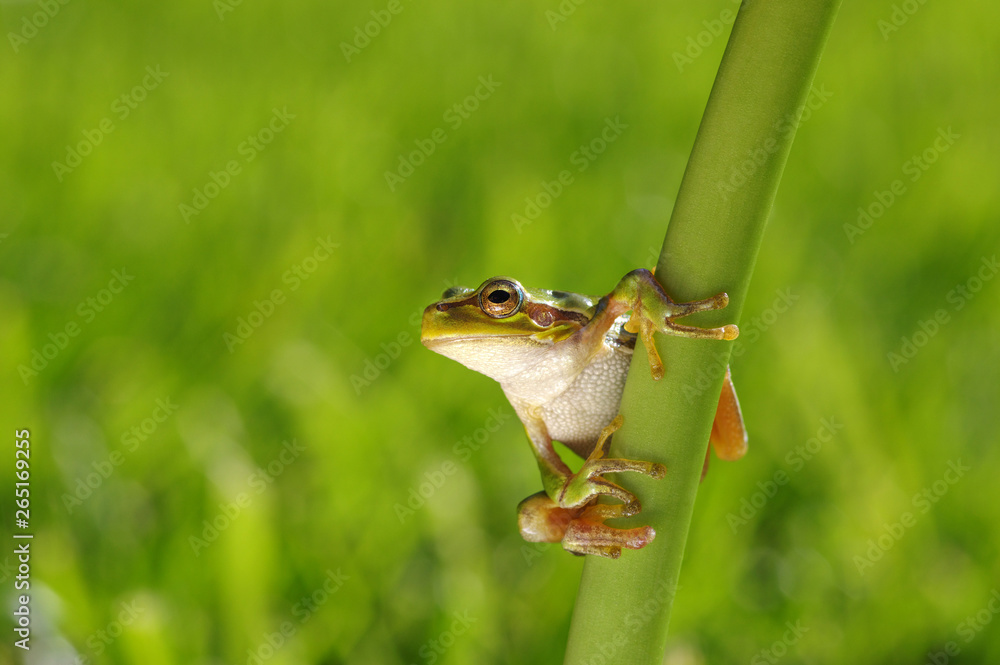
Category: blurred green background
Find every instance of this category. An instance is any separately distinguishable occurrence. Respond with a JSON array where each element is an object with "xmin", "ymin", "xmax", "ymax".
[{"xmin": 1, "ymin": 0, "xmax": 999, "ymax": 663}]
